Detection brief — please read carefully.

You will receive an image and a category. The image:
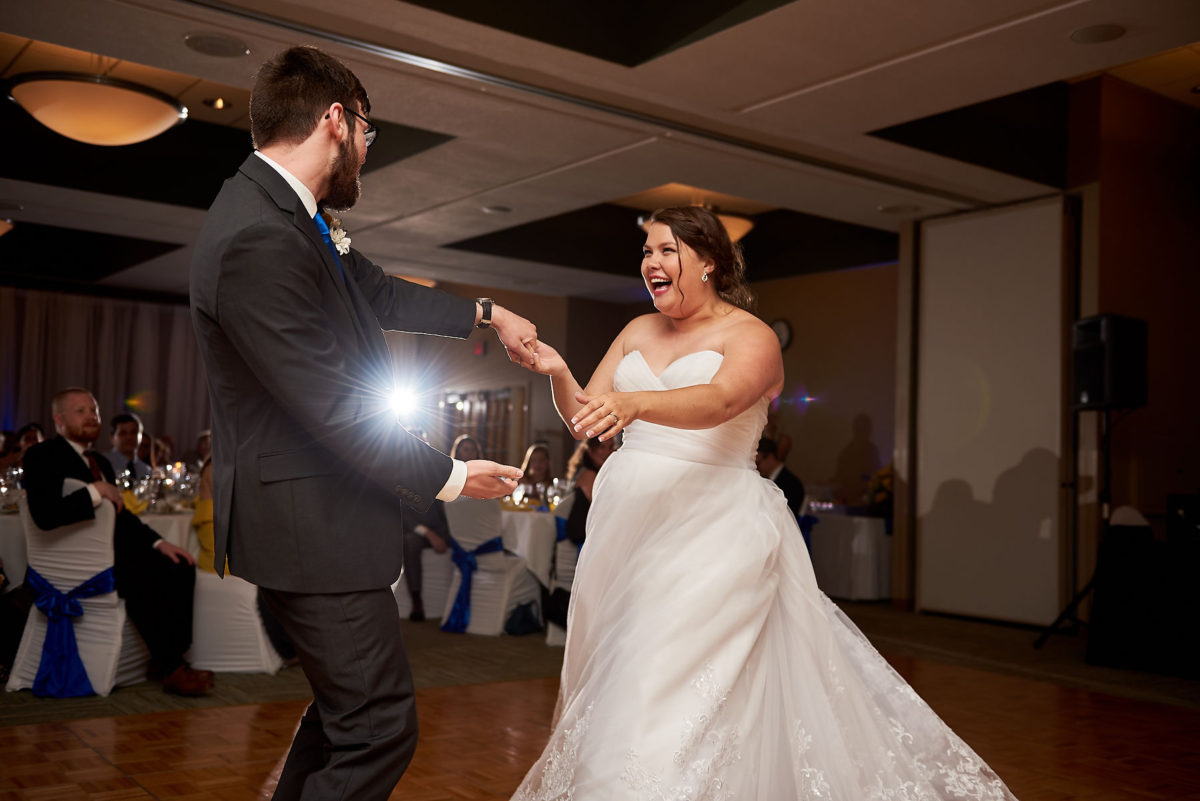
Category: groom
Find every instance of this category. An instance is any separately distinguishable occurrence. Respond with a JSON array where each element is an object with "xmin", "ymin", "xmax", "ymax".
[{"xmin": 190, "ymin": 46, "xmax": 535, "ymax": 800}]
